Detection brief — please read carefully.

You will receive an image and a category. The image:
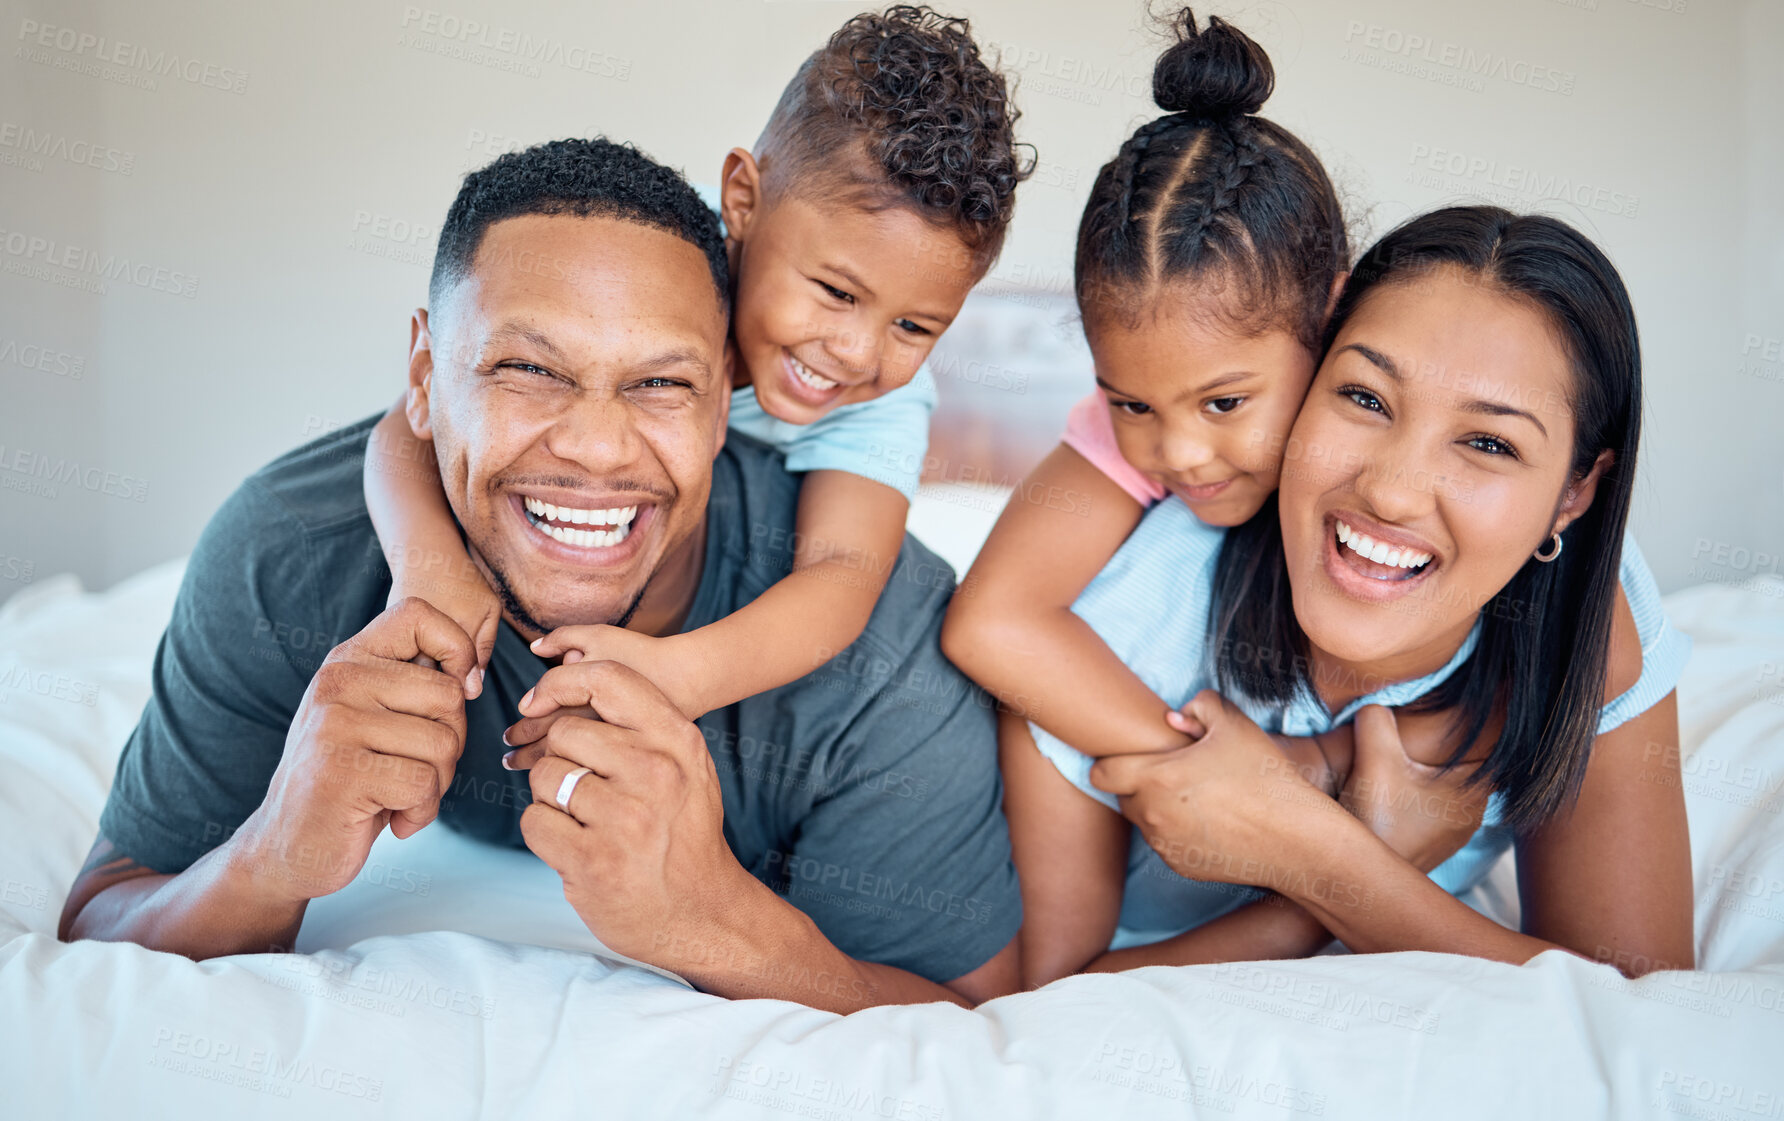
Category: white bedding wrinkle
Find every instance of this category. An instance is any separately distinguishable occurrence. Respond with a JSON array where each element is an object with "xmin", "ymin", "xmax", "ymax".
[{"xmin": 2, "ymin": 560, "xmax": 1782, "ymax": 1120}]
